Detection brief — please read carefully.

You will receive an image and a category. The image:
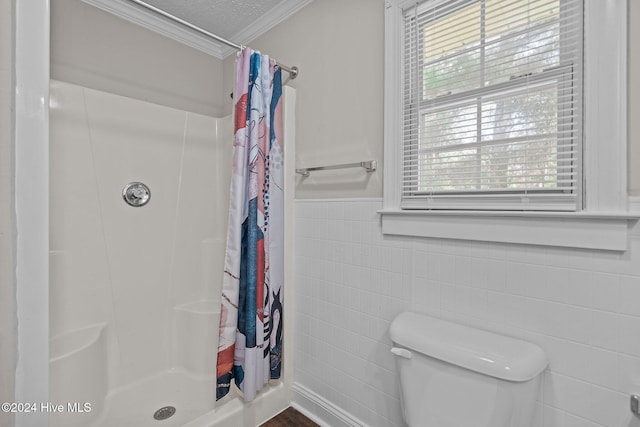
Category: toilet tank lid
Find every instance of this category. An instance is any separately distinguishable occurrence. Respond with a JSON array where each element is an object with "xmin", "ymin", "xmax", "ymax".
[{"xmin": 389, "ymin": 312, "xmax": 547, "ymax": 382}]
